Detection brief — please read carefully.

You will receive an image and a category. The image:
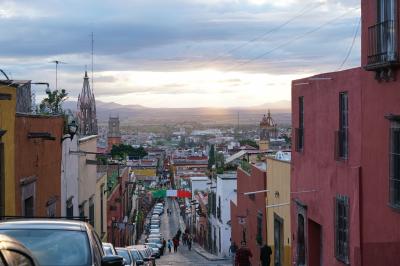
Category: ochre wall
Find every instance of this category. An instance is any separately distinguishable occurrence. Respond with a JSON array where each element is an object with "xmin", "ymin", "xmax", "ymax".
[
  {"xmin": 266, "ymin": 157, "xmax": 291, "ymax": 266},
  {"xmin": 15, "ymin": 114, "xmax": 64, "ymax": 216},
  {"xmin": 0, "ymin": 85, "xmax": 16, "ymax": 215}
]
